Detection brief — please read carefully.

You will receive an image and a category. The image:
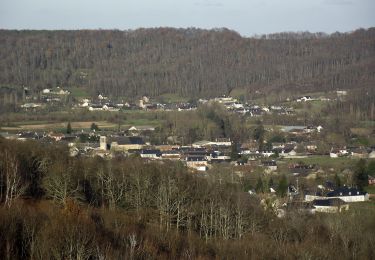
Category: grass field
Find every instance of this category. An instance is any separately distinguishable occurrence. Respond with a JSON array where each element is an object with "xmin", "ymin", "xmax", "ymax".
[
  {"xmin": 1, "ymin": 119, "xmax": 162, "ymax": 132},
  {"xmin": 69, "ymin": 87, "xmax": 90, "ymax": 98},
  {"xmin": 156, "ymin": 93, "xmax": 189, "ymax": 103},
  {"xmin": 1, "ymin": 121, "xmax": 117, "ymax": 131},
  {"xmin": 283, "ymin": 155, "xmax": 356, "ymax": 169},
  {"xmin": 365, "ymin": 185, "xmax": 375, "ymax": 195}
]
